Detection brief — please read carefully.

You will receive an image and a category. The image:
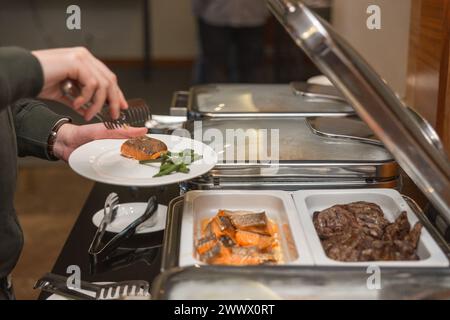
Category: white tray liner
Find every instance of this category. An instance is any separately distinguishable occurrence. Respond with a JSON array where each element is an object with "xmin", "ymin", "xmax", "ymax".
[
  {"xmin": 292, "ymin": 189, "xmax": 449, "ymax": 268},
  {"xmin": 179, "ymin": 190, "xmax": 315, "ymax": 267}
]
